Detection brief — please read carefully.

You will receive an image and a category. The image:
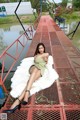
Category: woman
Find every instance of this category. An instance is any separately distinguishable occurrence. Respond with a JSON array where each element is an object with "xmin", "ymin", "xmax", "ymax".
[{"xmin": 3, "ymin": 43, "xmax": 50, "ymax": 113}]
